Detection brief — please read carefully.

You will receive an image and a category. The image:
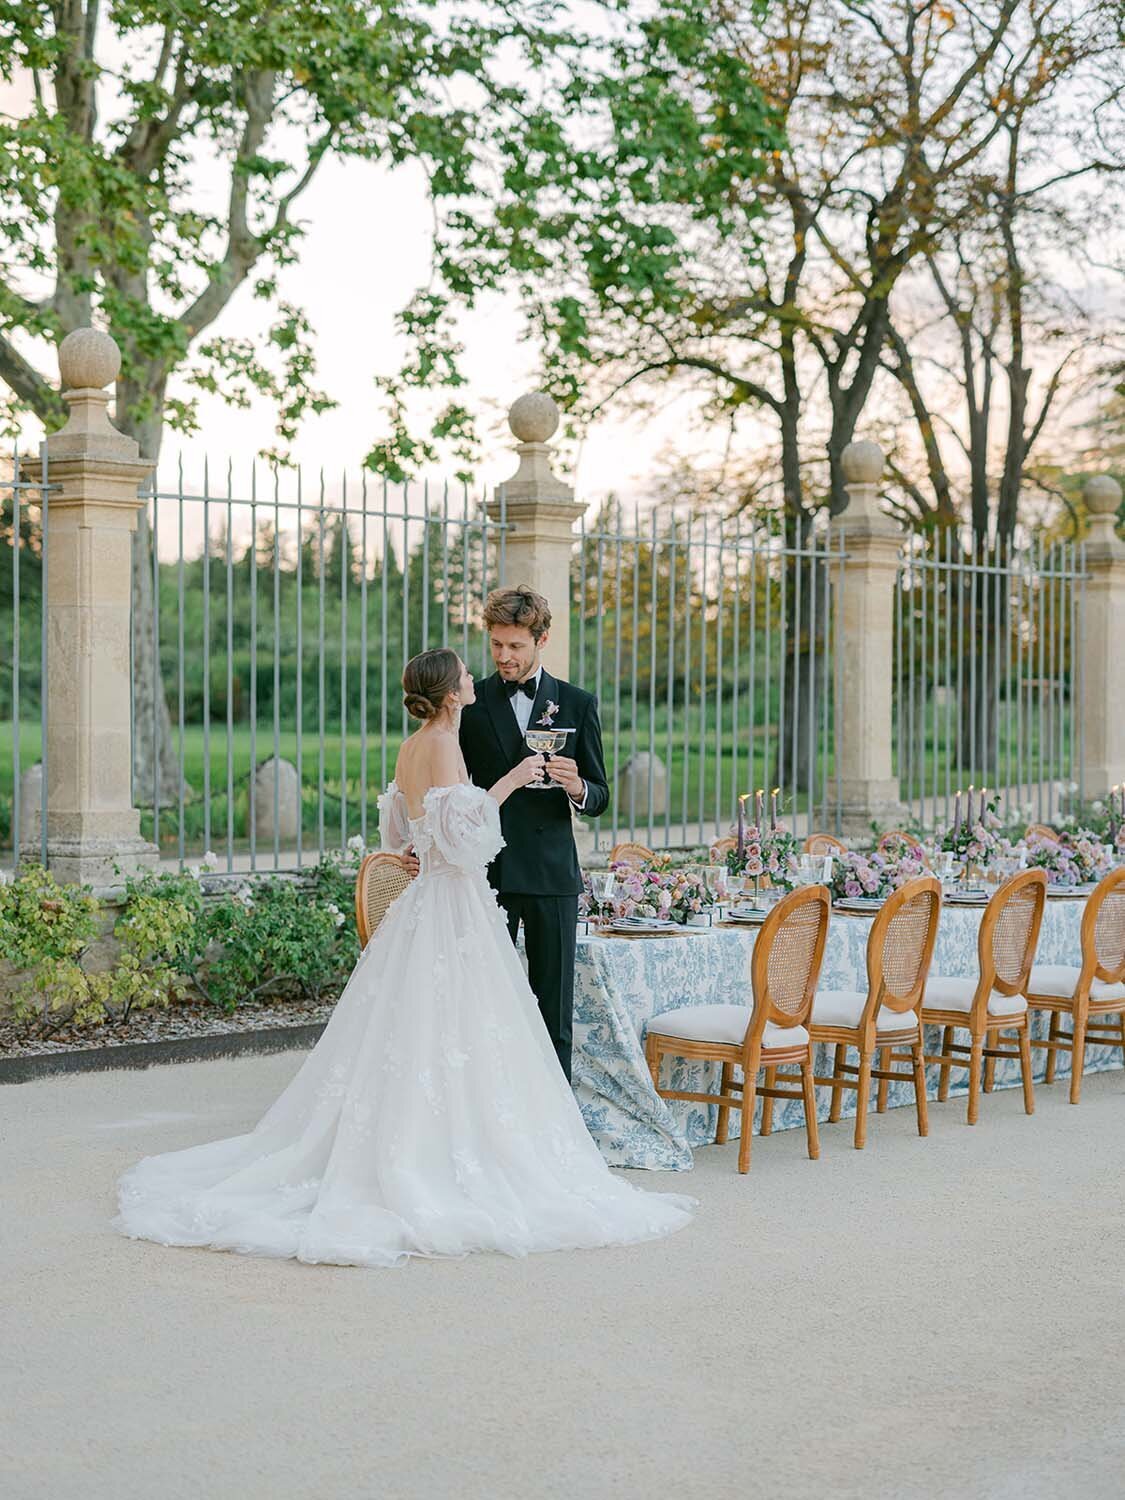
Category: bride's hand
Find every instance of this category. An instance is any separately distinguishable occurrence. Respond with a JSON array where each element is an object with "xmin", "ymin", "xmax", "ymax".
[{"xmin": 509, "ymin": 753, "xmax": 546, "ymax": 789}]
